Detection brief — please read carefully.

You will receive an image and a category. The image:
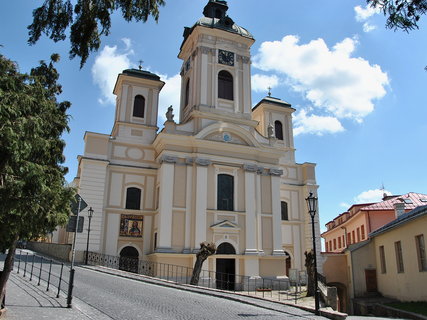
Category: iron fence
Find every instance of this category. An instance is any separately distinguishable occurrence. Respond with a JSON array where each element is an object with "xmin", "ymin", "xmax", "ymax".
[
  {"xmin": 13, "ymin": 249, "xmax": 70, "ymax": 299},
  {"xmin": 87, "ymin": 251, "xmax": 307, "ymax": 303}
]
